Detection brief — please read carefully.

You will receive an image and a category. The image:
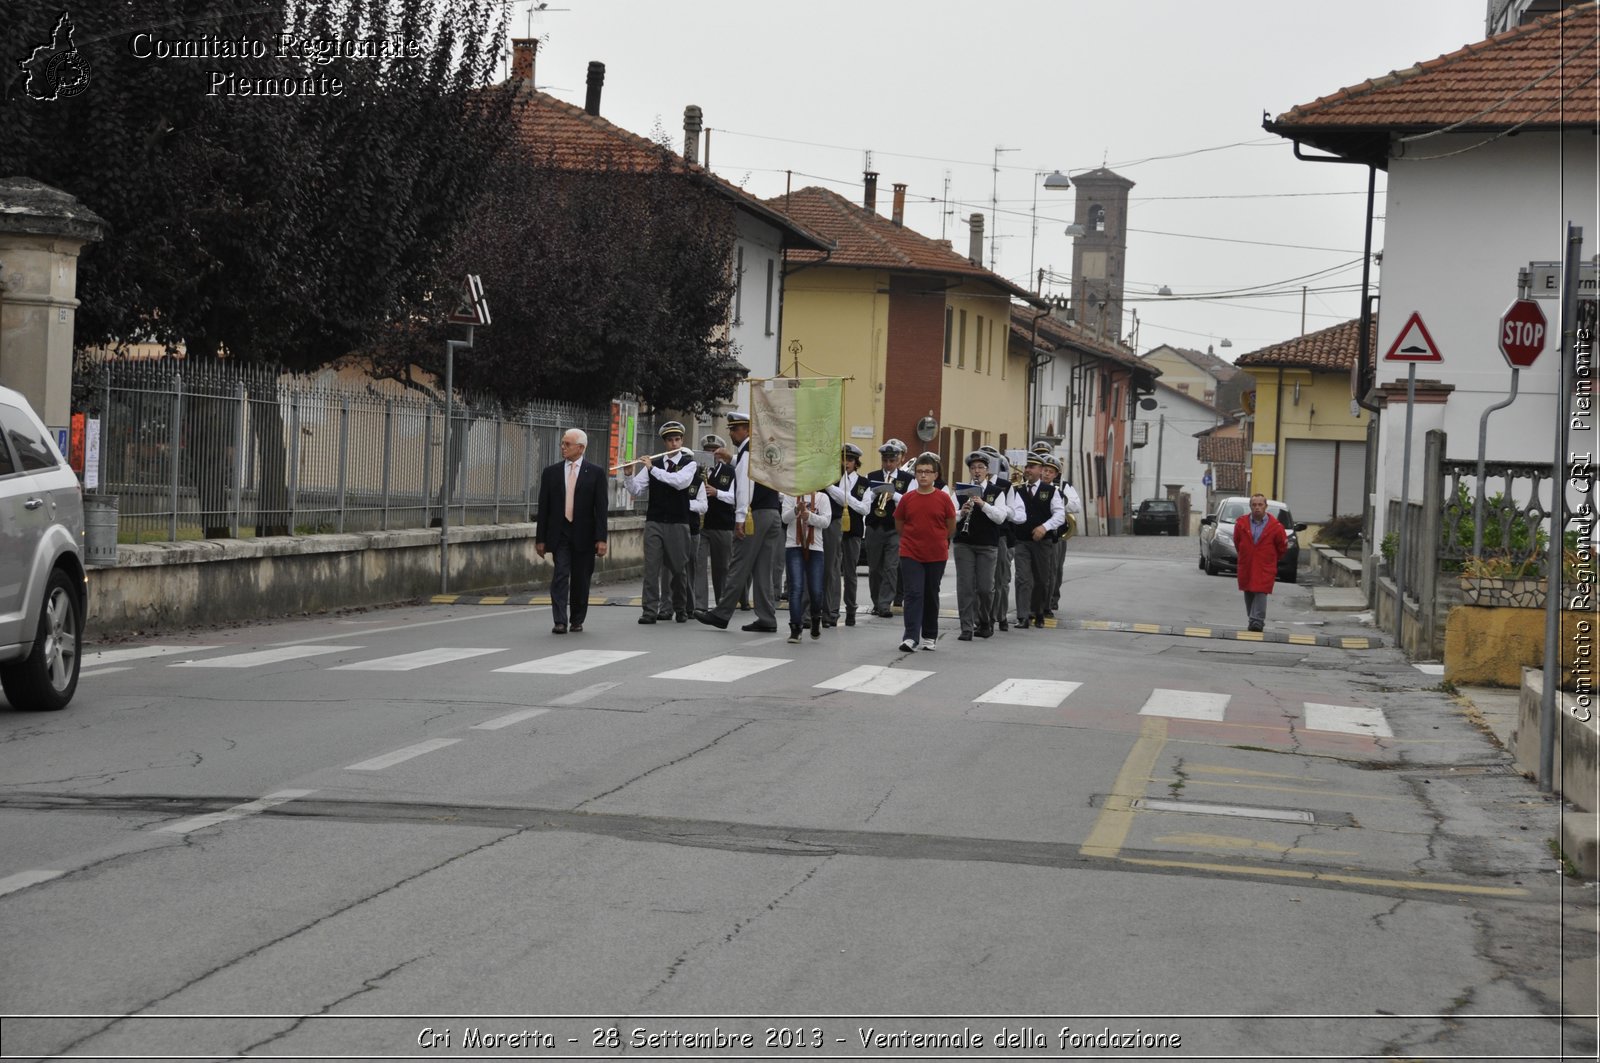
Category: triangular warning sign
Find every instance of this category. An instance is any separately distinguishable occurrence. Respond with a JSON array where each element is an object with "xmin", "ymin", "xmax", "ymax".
[
  {"xmin": 447, "ymin": 274, "xmax": 491, "ymax": 327},
  {"xmin": 1382, "ymin": 311, "xmax": 1442, "ymax": 363}
]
